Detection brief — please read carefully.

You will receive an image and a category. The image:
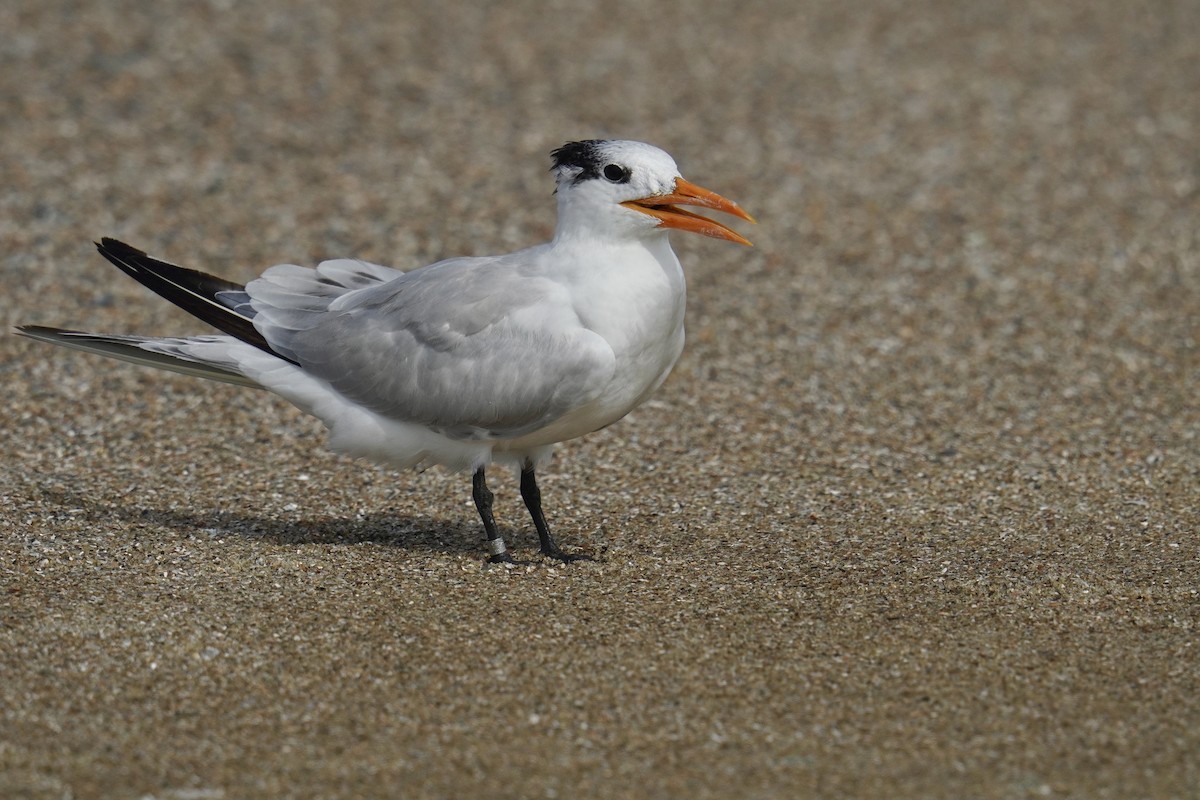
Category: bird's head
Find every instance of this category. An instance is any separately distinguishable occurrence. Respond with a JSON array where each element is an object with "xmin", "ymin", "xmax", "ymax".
[{"xmin": 550, "ymin": 139, "xmax": 755, "ymax": 246}]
